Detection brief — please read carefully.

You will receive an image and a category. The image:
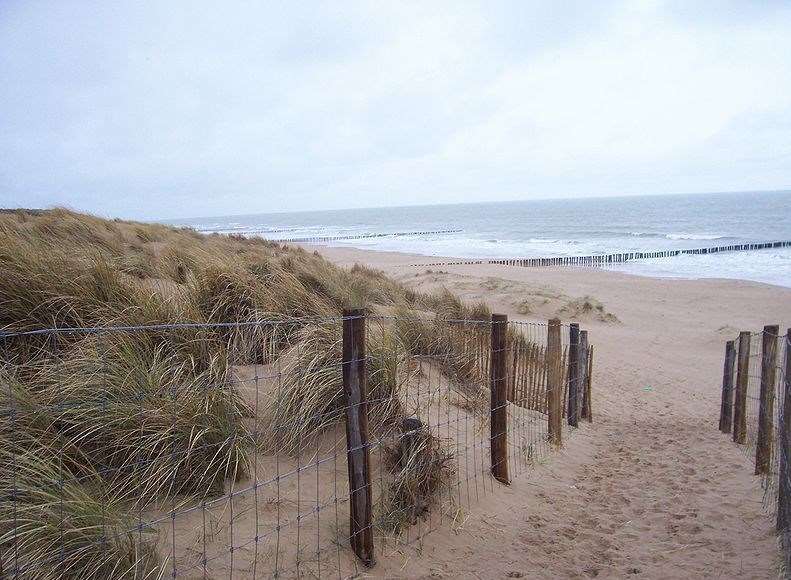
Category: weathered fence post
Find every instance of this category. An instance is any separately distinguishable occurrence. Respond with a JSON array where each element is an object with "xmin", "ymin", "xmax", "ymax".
[
  {"xmin": 777, "ymin": 330, "xmax": 791, "ymax": 551},
  {"xmin": 490, "ymin": 313, "xmax": 510, "ymax": 484},
  {"xmin": 342, "ymin": 309, "xmax": 374, "ymax": 566},
  {"xmin": 583, "ymin": 344, "xmax": 593, "ymax": 422},
  {"xmin": 547, "ymin": 318, "xmax": 563, "ymax": 447},
  {"xmin": 719, "ymin": 340, "xmax": 736, "ymax": 433},
  {"xmin": 578, "ymin": 330, "xmax": 589, "ymax": 422},
  {"xmin": 567, "ymin": 323, "xmax": 580, "ymax": 427},
  {"xmin": 733, "ymin": 331, "xmax": 751, "ymax": 444},
  {"xmin": 756, "ymin": 325, "xmax": 779, "ymax": 476}
]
